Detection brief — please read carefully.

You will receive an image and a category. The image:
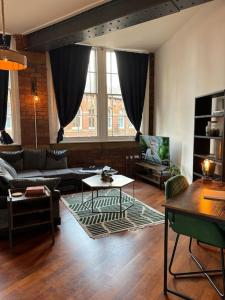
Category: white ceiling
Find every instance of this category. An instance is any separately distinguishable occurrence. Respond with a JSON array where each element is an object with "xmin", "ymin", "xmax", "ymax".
[
  {"xmin": 85, "ymin": 5, "xmax": 201, "ymax": 52},
  {"xmin": 0, "ymin": 0, "xmax": 109, "ymax": 34}
]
